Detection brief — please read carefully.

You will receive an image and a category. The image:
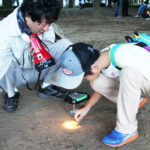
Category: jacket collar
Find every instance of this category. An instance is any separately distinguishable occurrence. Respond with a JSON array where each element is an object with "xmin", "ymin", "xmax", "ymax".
[{"xmin": 9, "ymin": 7, "xmax": 23, "ymax": 36}]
